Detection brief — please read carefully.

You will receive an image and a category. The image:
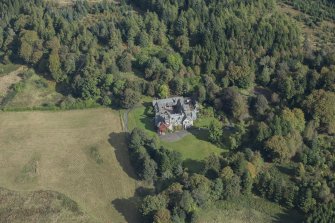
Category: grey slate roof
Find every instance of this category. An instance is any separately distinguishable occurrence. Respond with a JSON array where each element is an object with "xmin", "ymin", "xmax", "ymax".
[{"xmin": 152, "ymin": 97, "xmax": 198, "ymax": 127}]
